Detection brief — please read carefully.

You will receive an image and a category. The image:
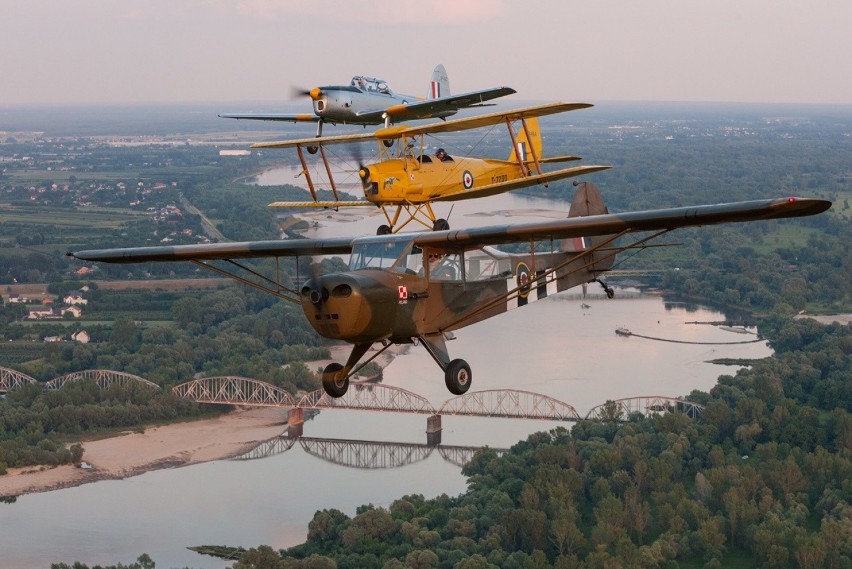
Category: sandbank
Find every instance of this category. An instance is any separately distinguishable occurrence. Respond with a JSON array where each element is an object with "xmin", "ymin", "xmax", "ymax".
[{"xmin": 0, "ymin": 407, "xmax": 289, "ymax": 497}]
